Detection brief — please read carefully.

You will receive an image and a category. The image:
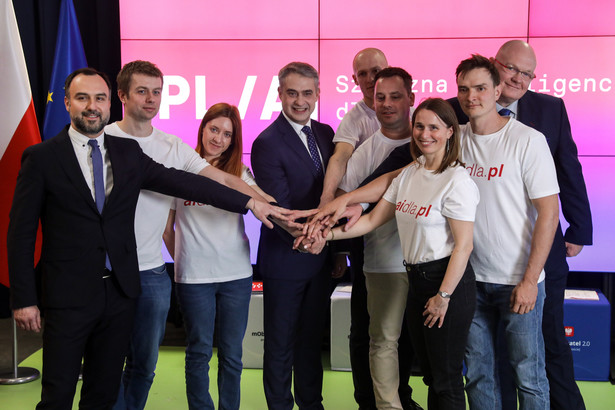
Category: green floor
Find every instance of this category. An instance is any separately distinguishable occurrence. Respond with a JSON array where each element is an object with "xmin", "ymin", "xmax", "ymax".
[{"xmin": 1, "ymin": 347, "xmax": 613, "ymax": 409}]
